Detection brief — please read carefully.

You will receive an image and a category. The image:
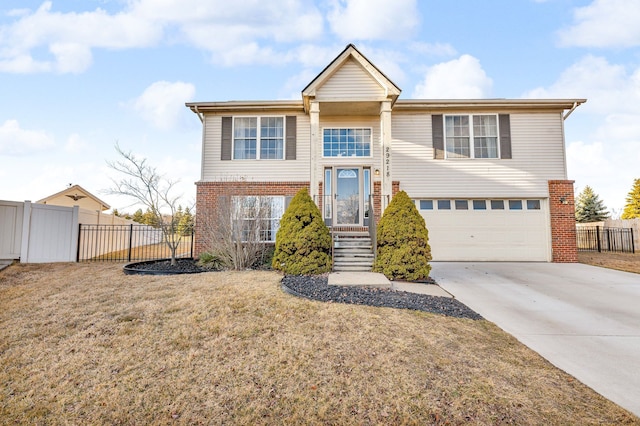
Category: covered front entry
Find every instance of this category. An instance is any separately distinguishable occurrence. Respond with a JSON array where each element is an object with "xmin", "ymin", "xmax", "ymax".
[{"xmin": 323, "ymin": 167, "xmax": 371, "ymax": 227}]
